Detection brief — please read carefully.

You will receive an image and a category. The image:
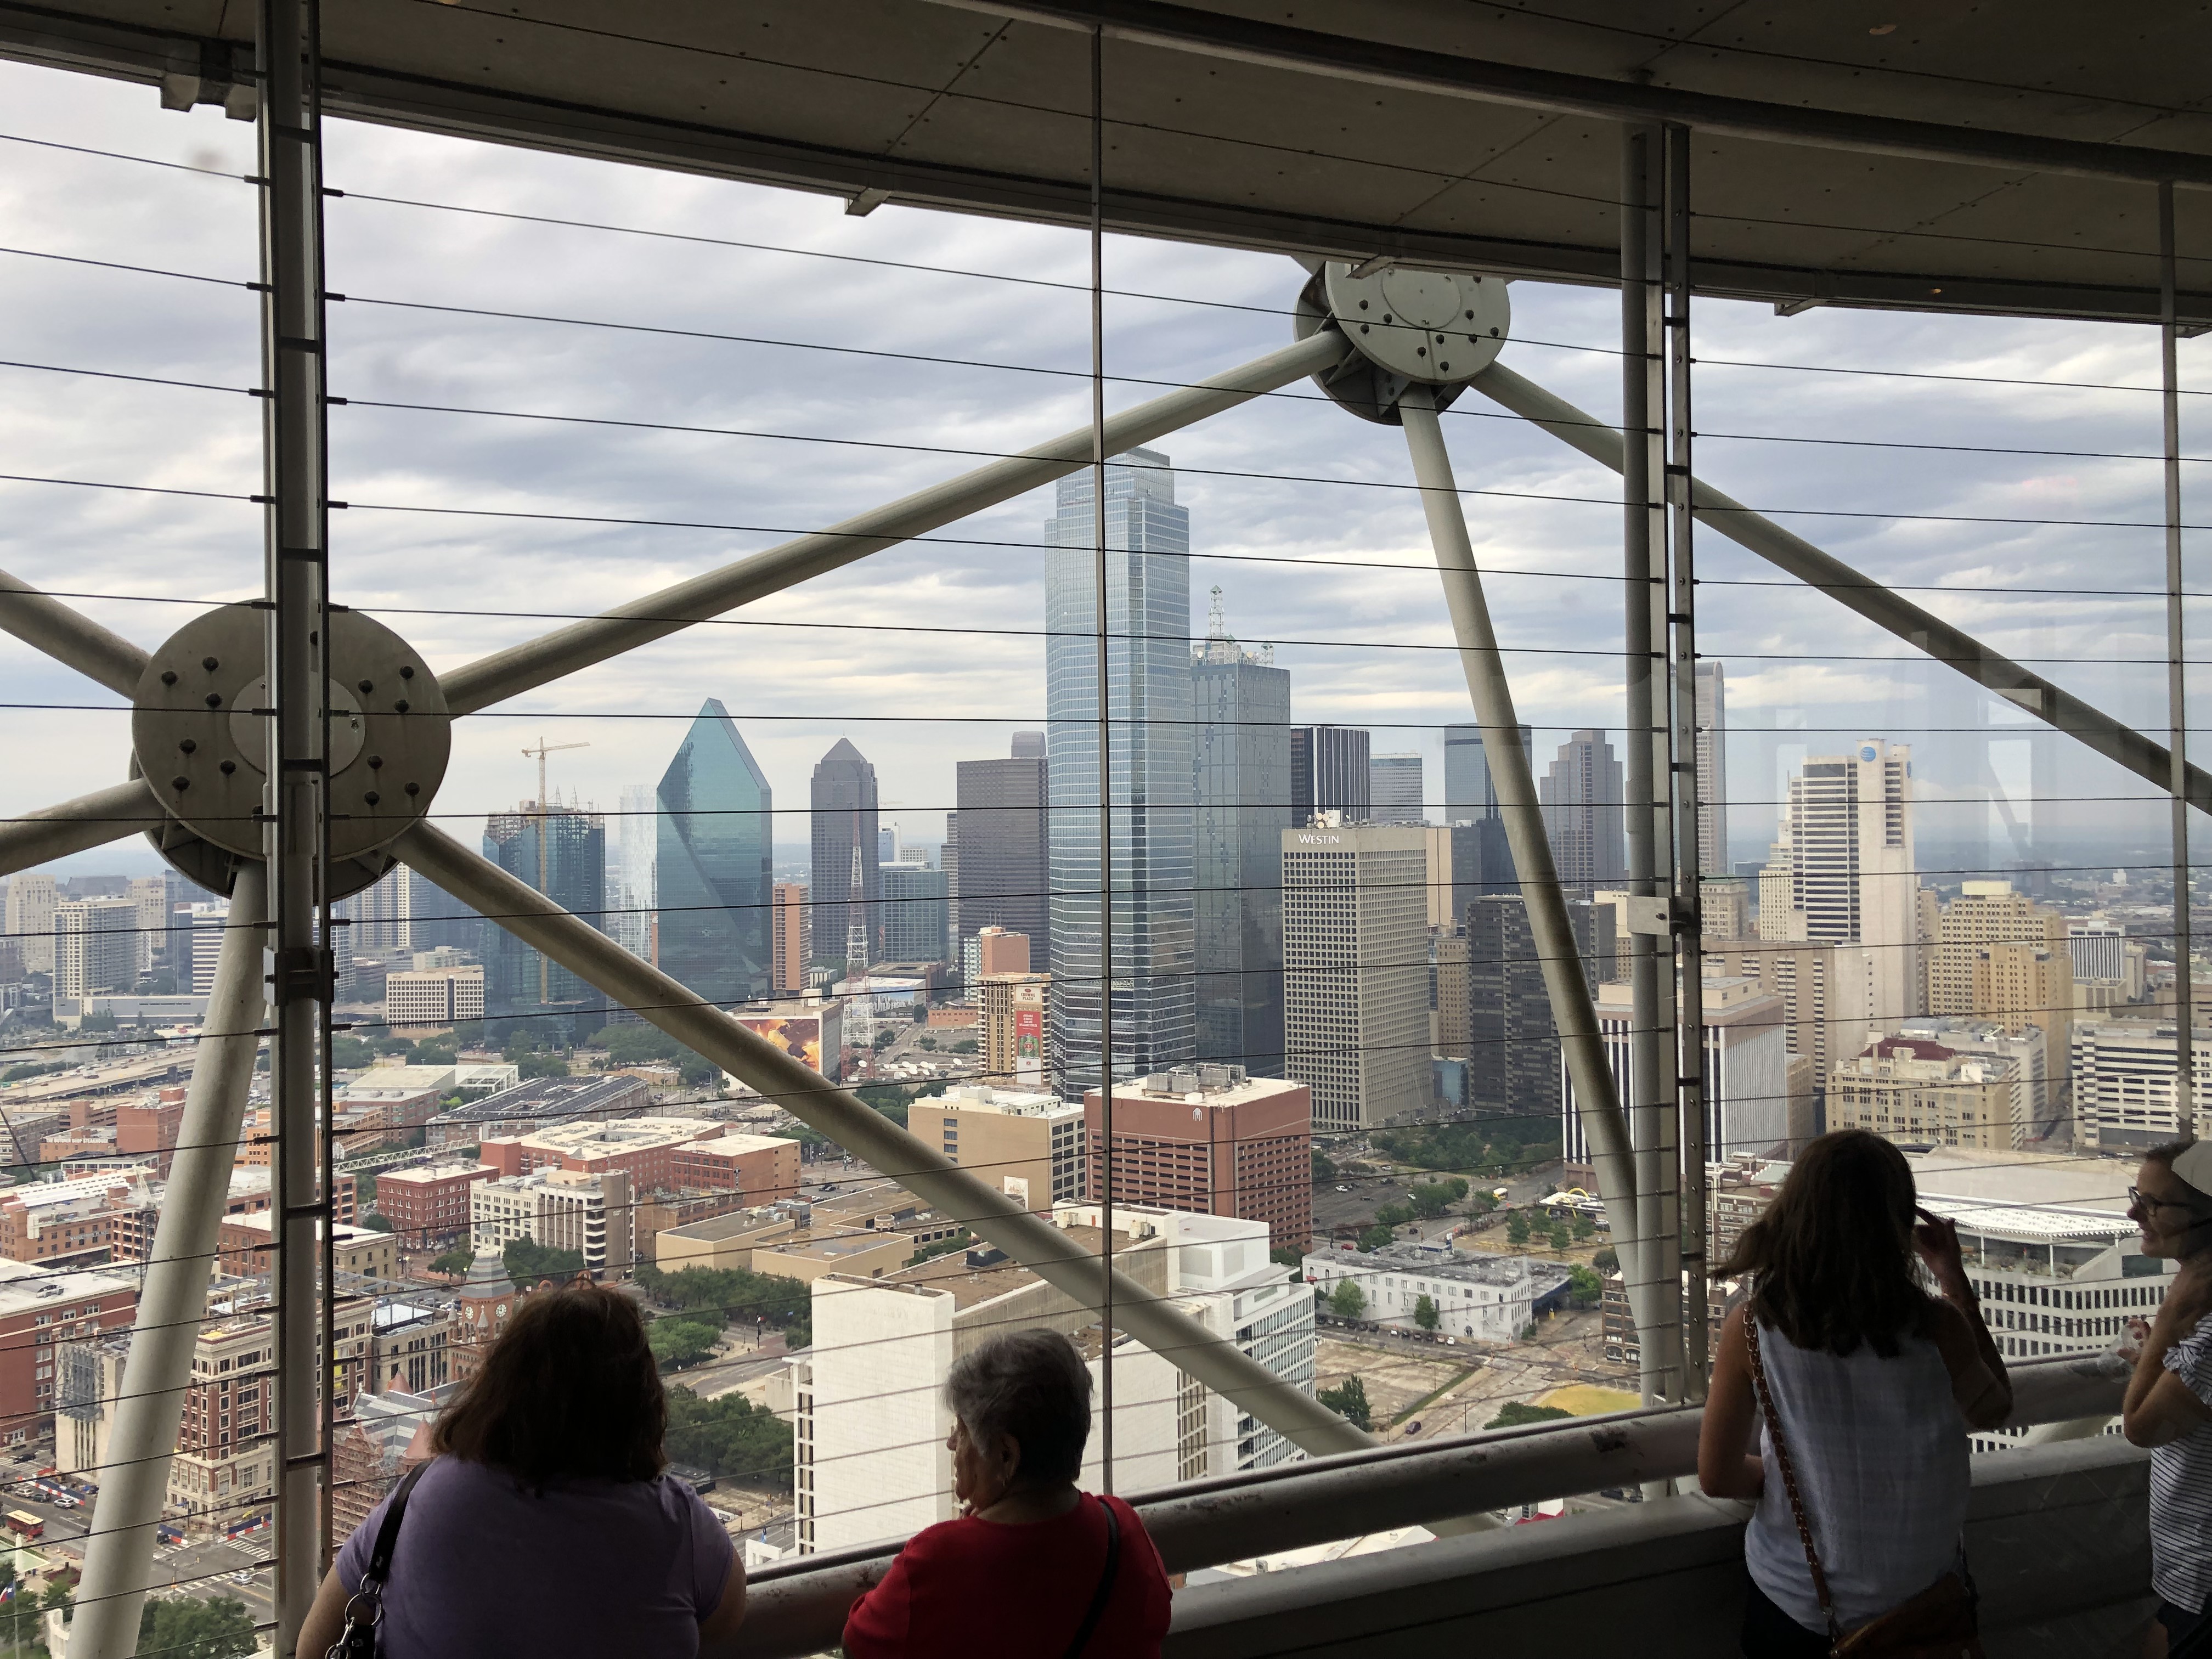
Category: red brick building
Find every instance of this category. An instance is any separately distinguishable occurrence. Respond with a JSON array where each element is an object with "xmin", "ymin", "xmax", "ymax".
[
  {"xmin": 0, "ymin": 1260, "xmax": 137, "ymax": 1432},
  {"xmin": 116, "ymin": 1087, "xmax": 187, "ymax": 1177},
  {"xmin": 374, "ymin": 1161, "xmax": 496, "ymax": 1248},
  {"xmin": 666, "ymin": 1135, "xmax": 802, "ymax": 1206},
  {"xmin": 1083, "ymin": 1068, "xmax": 1312, "ymax": 1251}
]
